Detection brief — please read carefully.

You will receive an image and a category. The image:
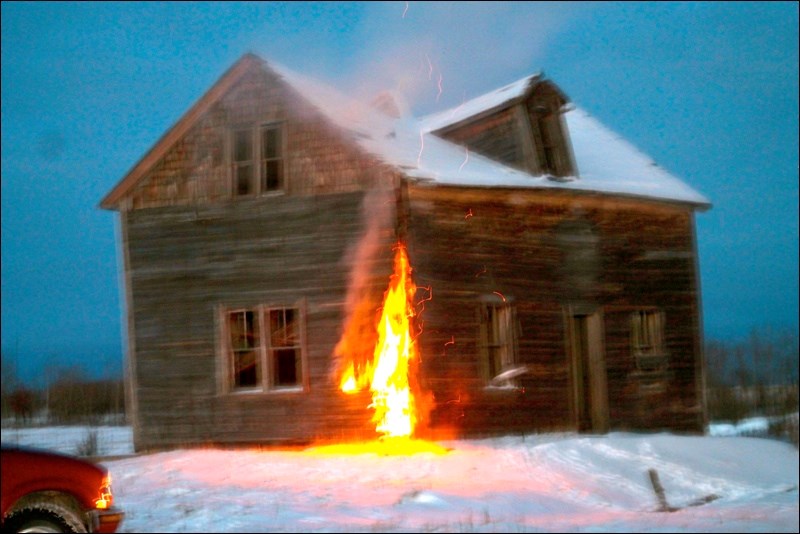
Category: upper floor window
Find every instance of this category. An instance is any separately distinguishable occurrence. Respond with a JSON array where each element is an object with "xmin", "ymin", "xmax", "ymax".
[
  {"xmin": 231, "ymin": 123, "xmax": 284, "ymax": 197},
  {"xmin": 222, "ymin": 304, "xmax": 305, "ymax": 393},
  {"xmin": 260, "ymin": 125, "xmax": 283, "ymax": 193},
  {"xmin": 232, "ymin": 128, "xmax": 254, "ymax": 196}
]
